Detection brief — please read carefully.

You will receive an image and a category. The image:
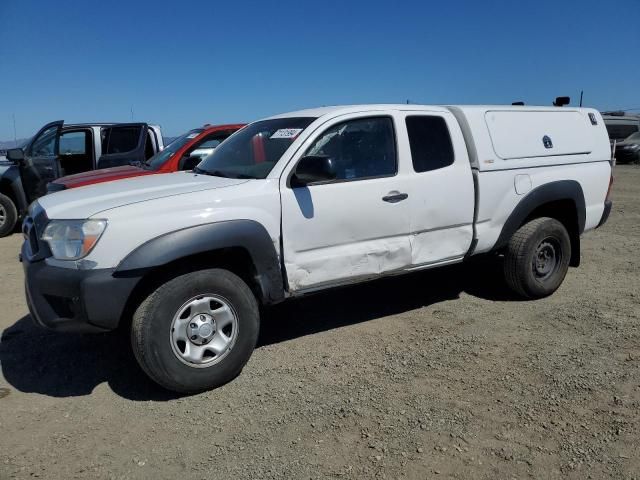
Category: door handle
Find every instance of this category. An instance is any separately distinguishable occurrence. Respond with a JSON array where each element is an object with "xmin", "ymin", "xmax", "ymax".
[{"xmin": 382, "ymin": 192, "xmax": 408, "ymax": 203}]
